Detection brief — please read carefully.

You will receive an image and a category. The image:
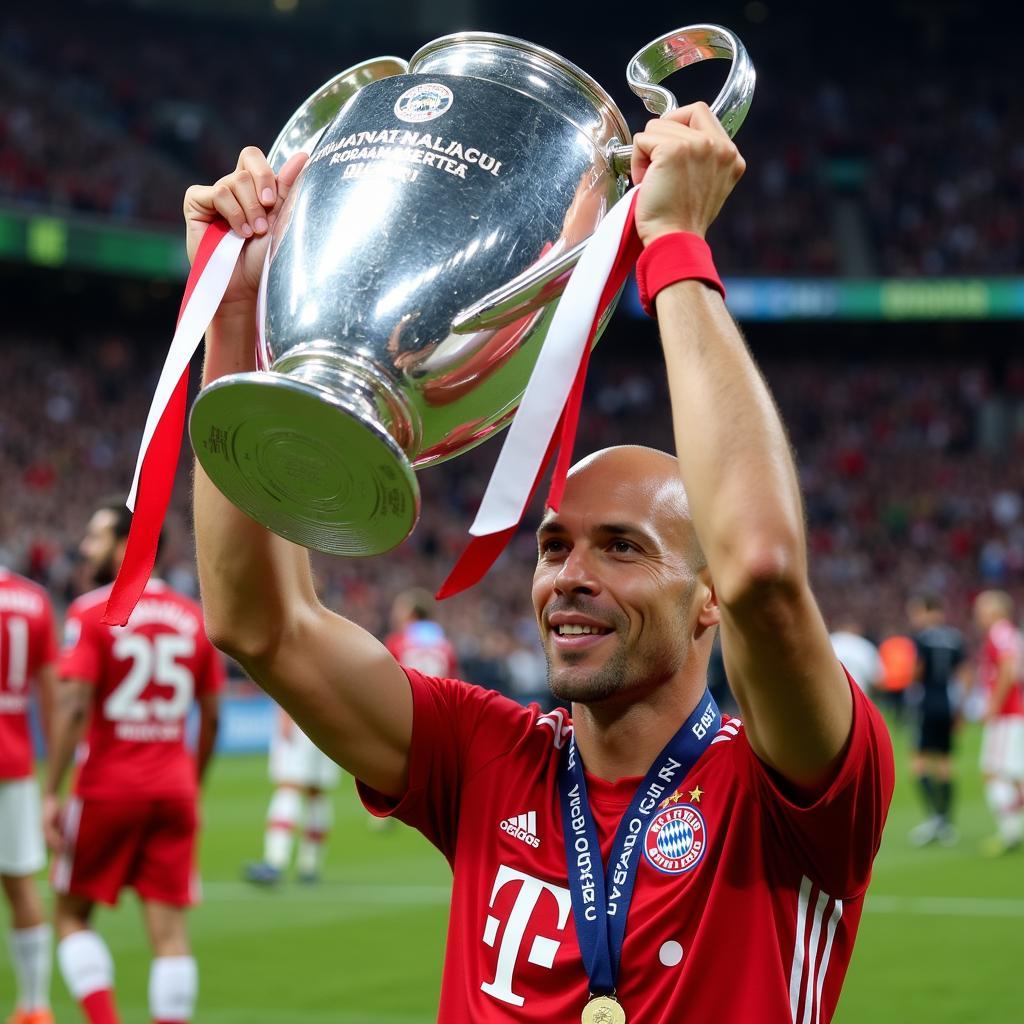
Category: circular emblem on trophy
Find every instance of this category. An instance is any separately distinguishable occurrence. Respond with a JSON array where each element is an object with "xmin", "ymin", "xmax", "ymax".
[
  {"xmin": 643, "ymin": 804, "xmax": 707, "ymax": 875},
  {"xmin": 394, "ymin": 82, "xmax": 454, "ymax": 123}
]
